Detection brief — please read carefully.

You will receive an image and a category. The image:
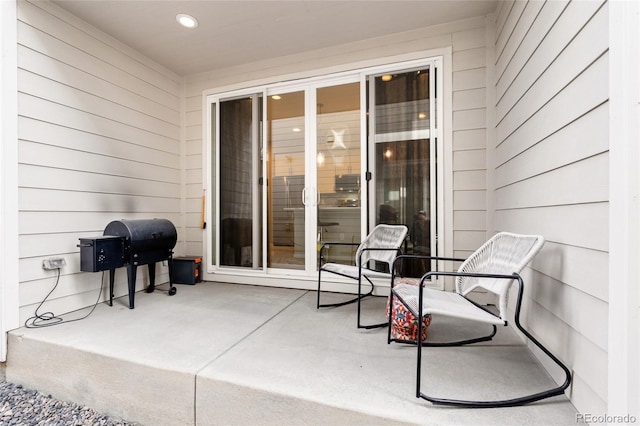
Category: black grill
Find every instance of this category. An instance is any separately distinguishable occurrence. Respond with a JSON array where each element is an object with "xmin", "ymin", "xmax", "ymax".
[
  {"xmin": 104, "ymin": 219, "xmax": 177, "ymax": 309},
  {"xmin": 79, "ymin": 219, "xmax": 178, "ymax": 309}
]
